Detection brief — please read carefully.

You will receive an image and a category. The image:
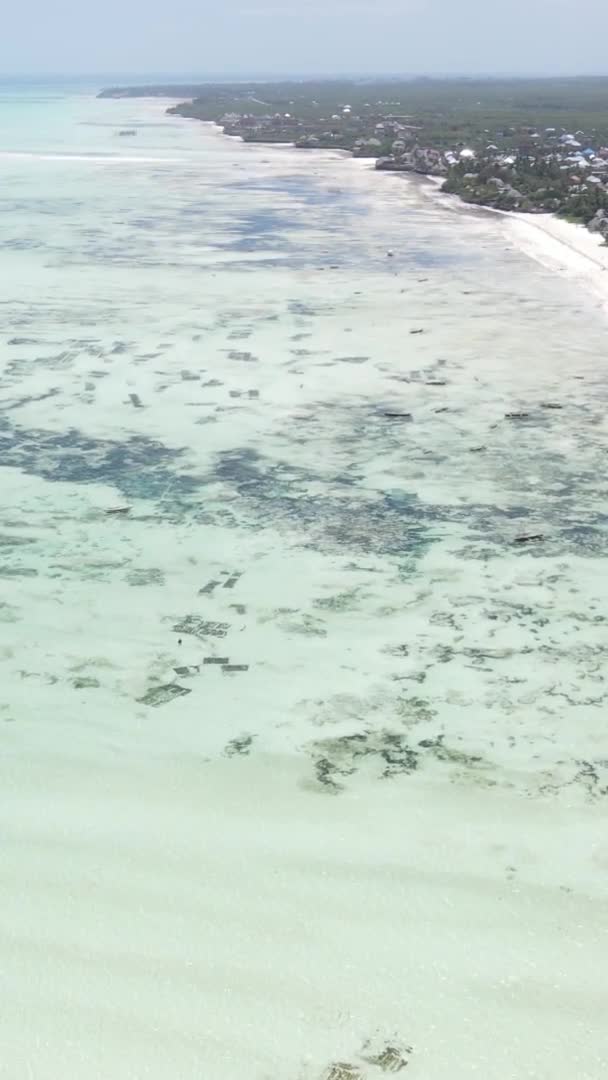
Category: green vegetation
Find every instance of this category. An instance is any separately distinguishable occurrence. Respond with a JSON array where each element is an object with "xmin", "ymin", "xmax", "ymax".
[
  {"xmin": 444, "ymin": 159, "xmax": 608, "ymax": 224},
  {"xmin": 99, "ymin": 77, "xmax": 608, "ymax": 227},
  {"xmin": 100, "ymin": 77, "xmax": 608, "ymax": 143},
  {"xmin": 99, "ymin": 77, "xmax": 608, "ymax": 144}
]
